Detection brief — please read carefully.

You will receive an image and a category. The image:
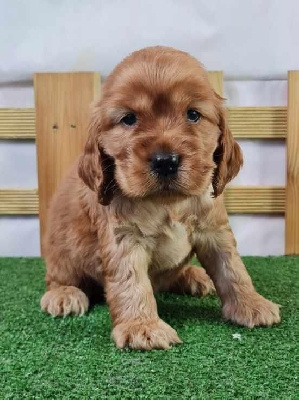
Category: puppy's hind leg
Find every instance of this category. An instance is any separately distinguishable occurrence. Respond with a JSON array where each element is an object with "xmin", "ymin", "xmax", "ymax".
[
  {"xmin": 151, "ymin": 264, "xmax": 216, "ymax": 297},
  {"xmin": 40, "ymin": 258, "xmax": 89, "ymax": 317}
]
